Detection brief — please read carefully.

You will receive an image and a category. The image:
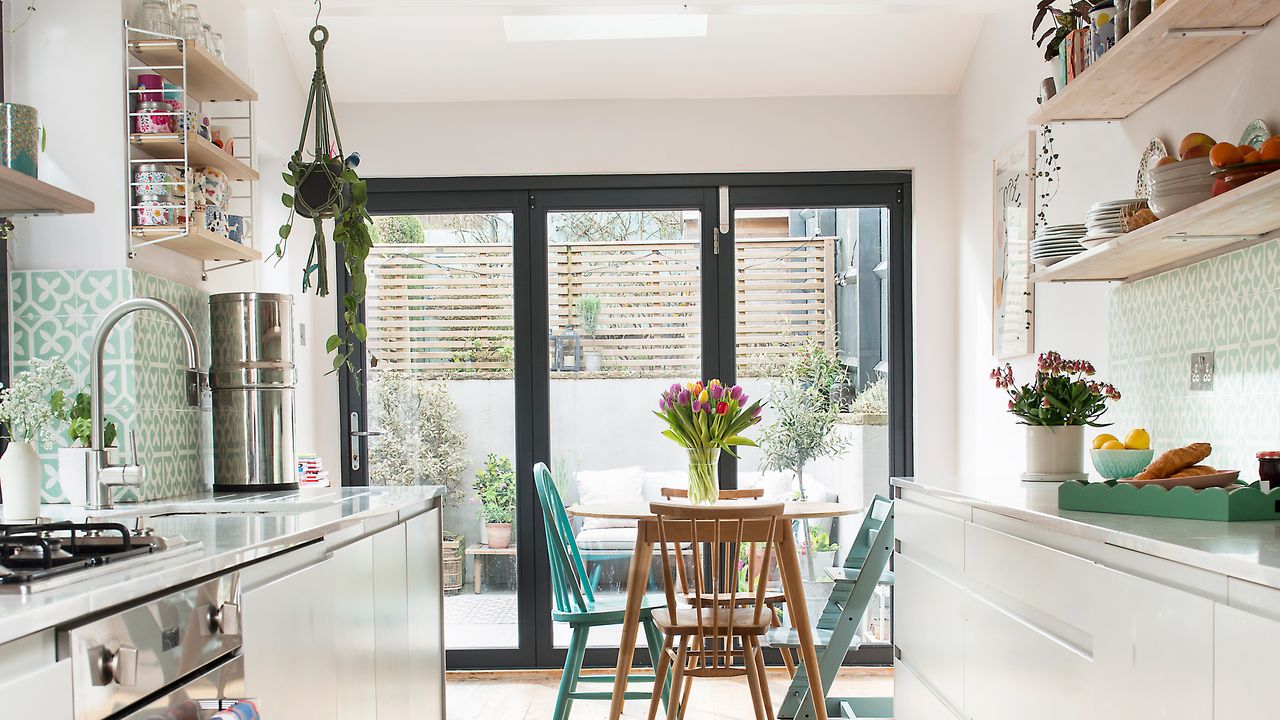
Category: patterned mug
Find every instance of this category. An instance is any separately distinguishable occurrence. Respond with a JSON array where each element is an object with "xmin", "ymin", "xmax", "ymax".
[
  {"xmin": 199, "ymin": 166, "xmax": 229, "ymax": 208},
  {"xmin": 0, "ymin": 103, "xmax": 39, "ymax": 177},
  {"xmin": 202, "ymin": 206, "xmax": 228, "ymax": 236},
  {"xmin": 227, "ymin": 215, "xmax": 252, "ymax": 244}
]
